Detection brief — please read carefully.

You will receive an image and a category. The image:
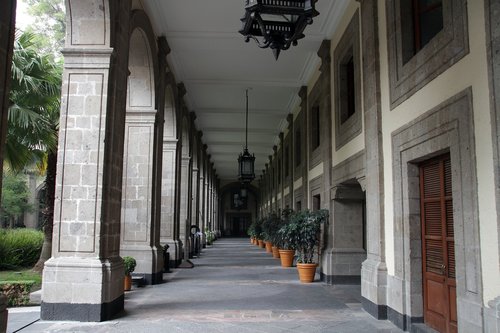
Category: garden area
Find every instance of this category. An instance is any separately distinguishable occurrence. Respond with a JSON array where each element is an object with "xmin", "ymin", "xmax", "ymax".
[{"xmin": 0, "ymin": 228, "xmax": 44, "ymax": 307}]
